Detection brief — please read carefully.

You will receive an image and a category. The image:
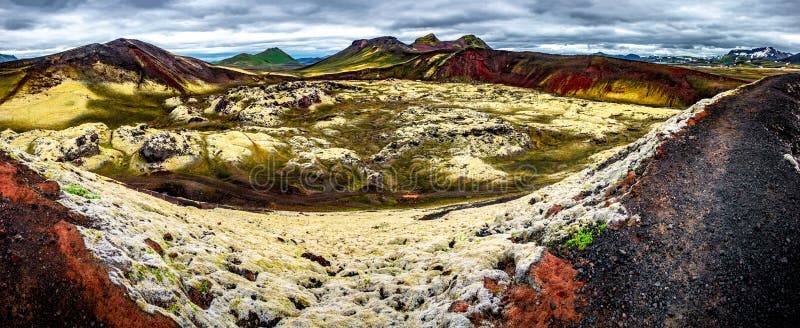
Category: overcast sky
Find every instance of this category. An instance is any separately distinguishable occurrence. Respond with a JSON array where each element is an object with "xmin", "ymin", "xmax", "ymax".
[{"xmin": 1, "ymin": 0, "xmax": 799, "ymax": 61}]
